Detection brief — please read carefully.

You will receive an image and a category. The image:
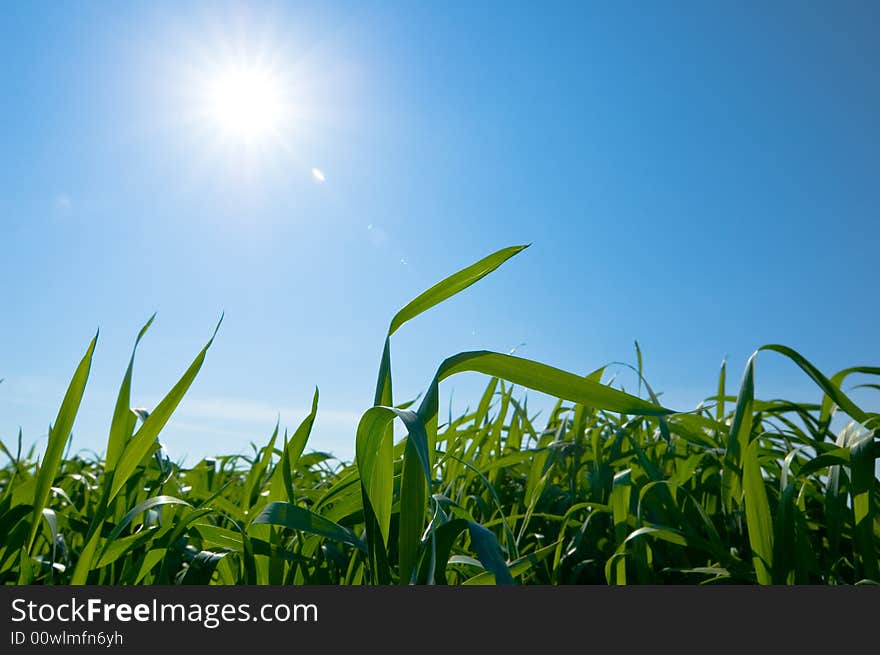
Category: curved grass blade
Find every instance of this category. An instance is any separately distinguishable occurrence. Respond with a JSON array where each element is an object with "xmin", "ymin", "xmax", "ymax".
[
  {"xmin": 250, "ymin": 501, "xmax": 366, "ymax": 552},
  {"xmin": 105, "ymin": 495, "xmax": 191, "ymax": 544},
  {"xmin": 387, "ymin": 245, "xmax": 528, "ymax": 337},
  {"xmin": 366, "ymin": 245, "xmax": 529, "ymax": 583},
  {"xmin": 463, "ymin": 542, "xmax": 557, "ymax": 585},
  {"xmin": 421, "ymin": 351, "xmax": 675, "ymax": 421},
  {"xmin": 178, "ymin": 551, "xmax": 226, "ymax": 585},
  {"xmin": 820, "ymin": 367, "xmax": 880, "ymax": 426},
  {"xmin": 466, "ymin": 521, "xmax": 513, "ymax": 585},
  {"xmin": 424, "ymin": 518, "xmax": 469, "ymax": 584},
  {"xmin": 604, "ymin": 526, "xmax": 688, "ymax": 584},
  {"xmin": 759, "ymin": 345, "xmax": 875, "ymax": 425},
  {"xmin": 40, "ymin": 509, "xmax": 58, "ymax": 582}
]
